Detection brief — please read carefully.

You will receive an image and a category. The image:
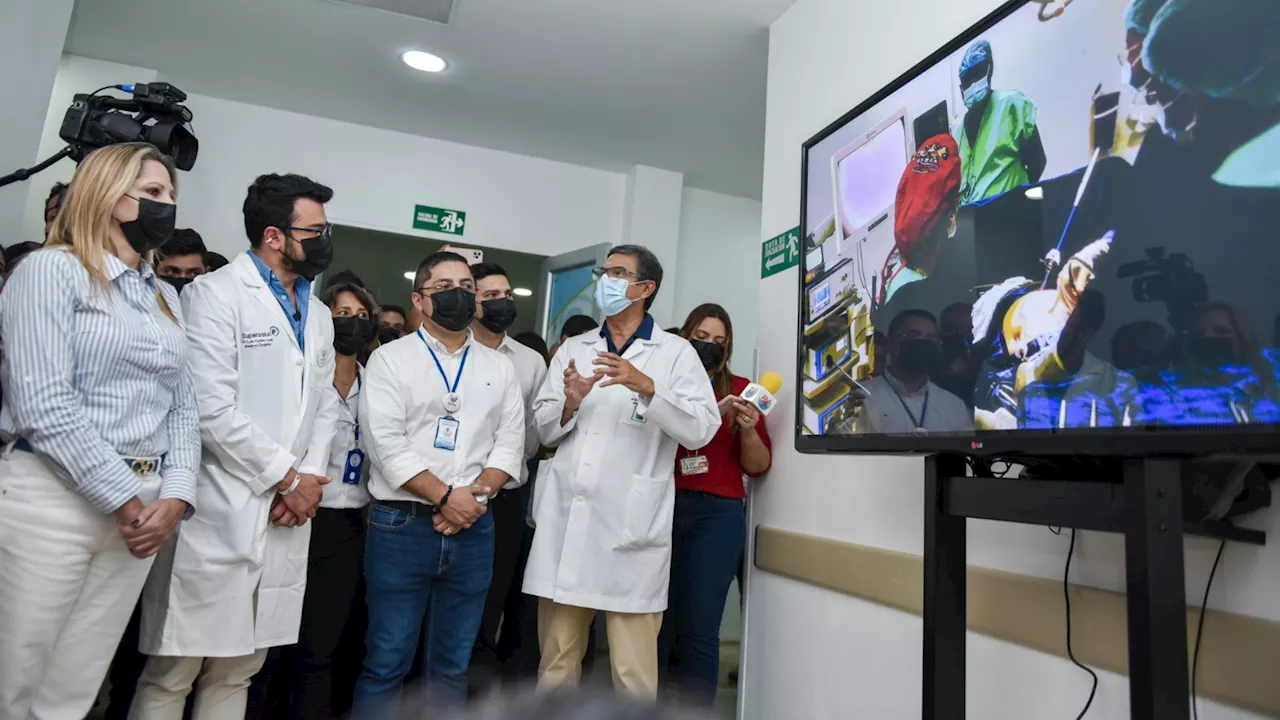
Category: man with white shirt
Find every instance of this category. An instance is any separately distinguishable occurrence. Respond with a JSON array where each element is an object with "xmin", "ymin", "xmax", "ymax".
[
  {"xmin": 466, "ymin": 262, "xmax": 548, "ymax": 688},
  {"xmin": 354, "ymin": 251, "xmax": 525, "ymax": 717},
  {"xmin": 858, "ymin": 309, "xmax": 974, "ymax": 434}
]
